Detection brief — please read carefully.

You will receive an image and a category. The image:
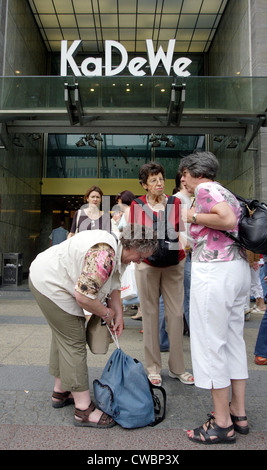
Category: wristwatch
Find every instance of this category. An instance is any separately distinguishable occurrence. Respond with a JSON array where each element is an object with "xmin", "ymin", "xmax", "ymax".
[{"xmin": 192, "ymin": 213, "xmax": 197, "ymax": 224}]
